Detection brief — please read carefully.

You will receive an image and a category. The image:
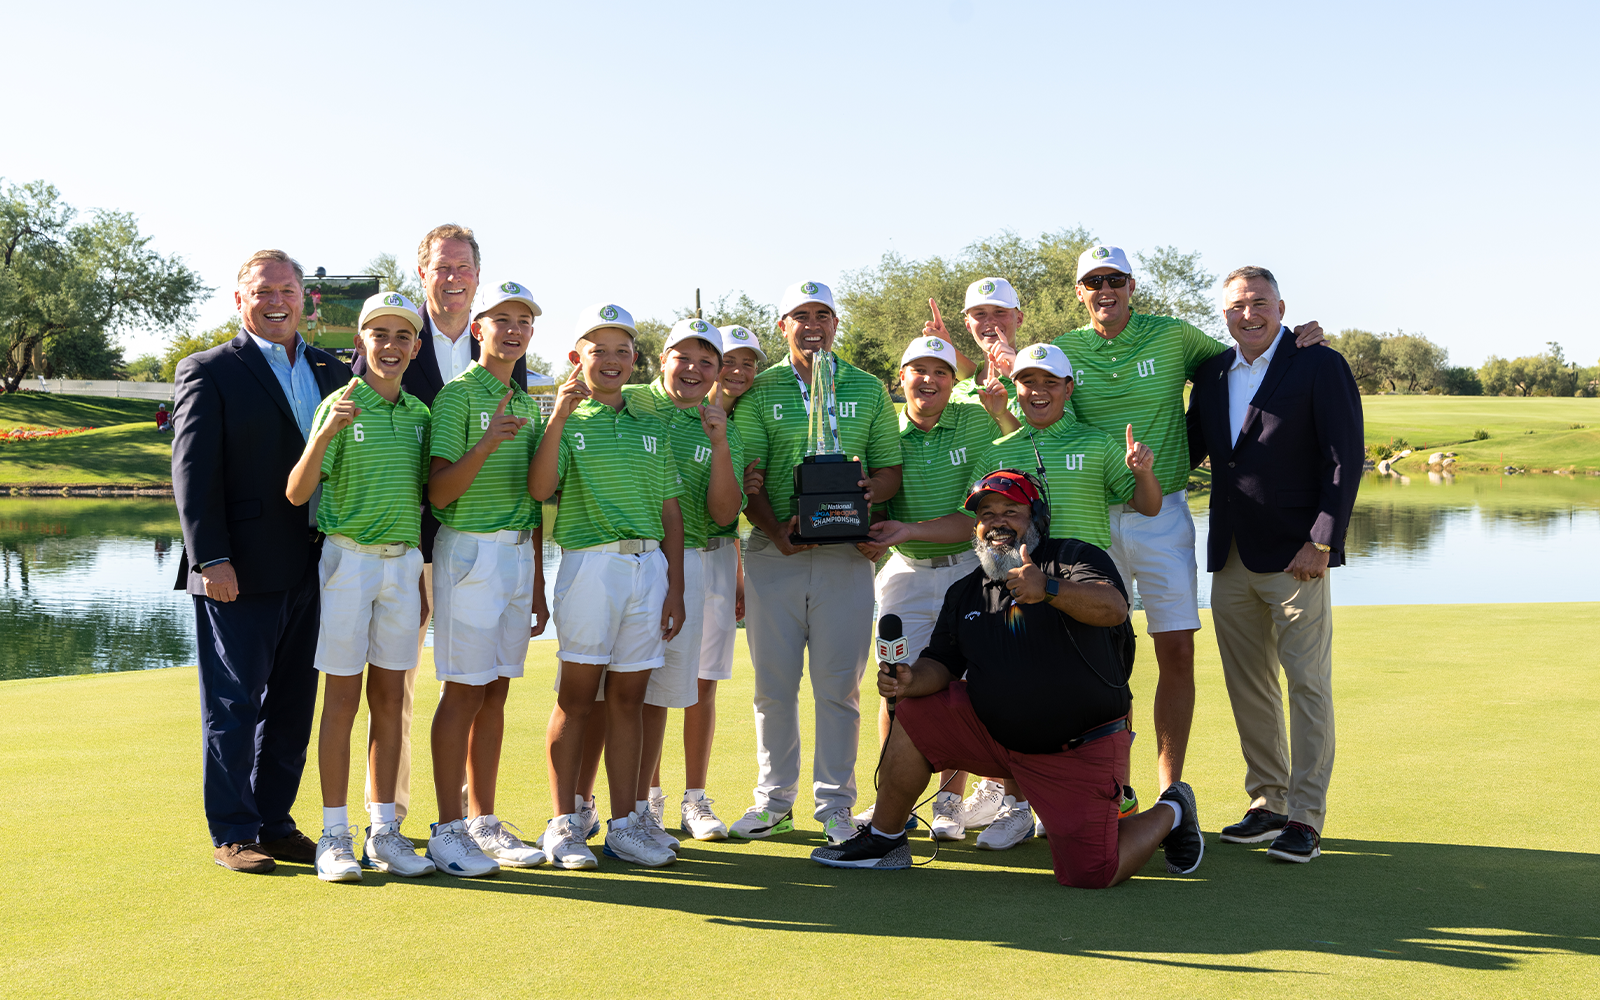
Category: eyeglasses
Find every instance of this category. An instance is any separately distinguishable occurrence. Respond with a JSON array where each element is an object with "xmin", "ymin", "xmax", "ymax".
[{"xmin": 1078, "ymin": 273, "xmax": 1129, "ymax": 291}]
